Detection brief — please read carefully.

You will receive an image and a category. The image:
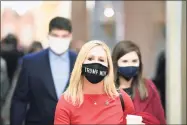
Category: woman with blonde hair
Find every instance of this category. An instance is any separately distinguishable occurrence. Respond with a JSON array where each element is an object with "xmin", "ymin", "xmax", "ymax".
[{"xmin": 54, "ymin": 40, "xmax": 135, "ymax": 124}]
